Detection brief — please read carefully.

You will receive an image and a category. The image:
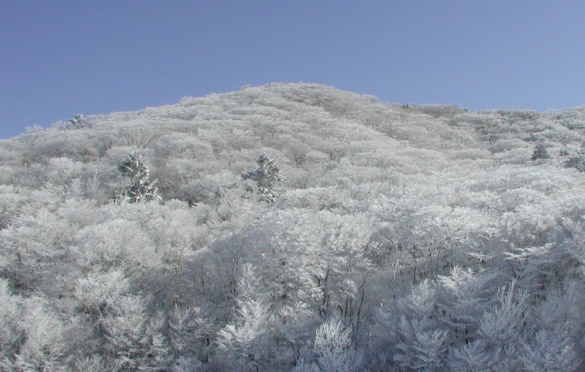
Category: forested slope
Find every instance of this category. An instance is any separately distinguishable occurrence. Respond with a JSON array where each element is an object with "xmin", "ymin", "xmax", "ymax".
[{"xmin": 2, "ymin": 83, "xmax": 585, "ymax": 371}]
